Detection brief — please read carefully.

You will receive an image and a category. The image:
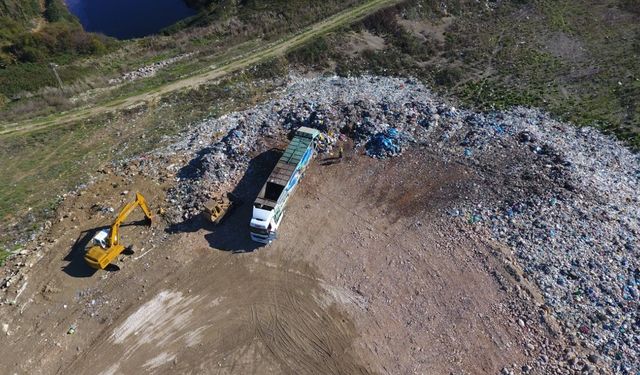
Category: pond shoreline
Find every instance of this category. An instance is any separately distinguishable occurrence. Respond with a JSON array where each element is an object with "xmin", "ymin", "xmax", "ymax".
[{"xmin": 64, "ymin": 0, "xmax": 197, "ymax": 39}]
